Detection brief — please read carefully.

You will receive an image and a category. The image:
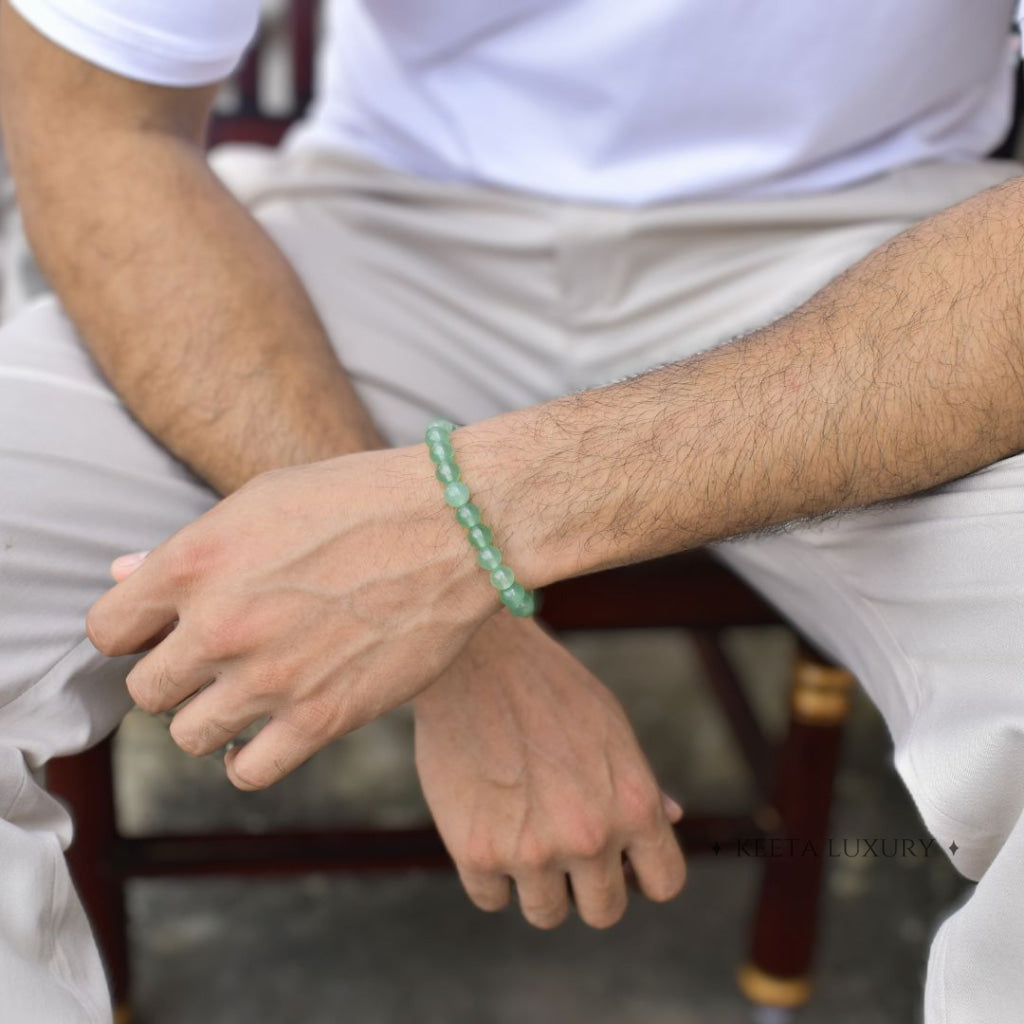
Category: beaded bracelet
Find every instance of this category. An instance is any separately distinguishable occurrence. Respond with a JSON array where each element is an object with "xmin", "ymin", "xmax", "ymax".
[{"xmin": 425, "ymin": 418, "xmax": 536, "ymax": 618}]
